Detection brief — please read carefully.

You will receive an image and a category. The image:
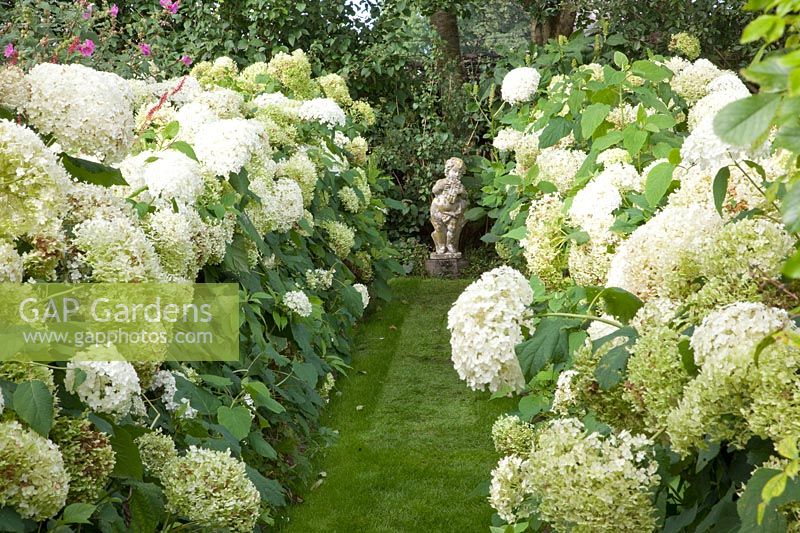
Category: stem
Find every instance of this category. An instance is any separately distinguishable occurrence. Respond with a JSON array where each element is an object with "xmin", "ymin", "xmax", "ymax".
[{"xmin": 540, "ymin": 312, "xmax": 623, "ymax": 329}]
